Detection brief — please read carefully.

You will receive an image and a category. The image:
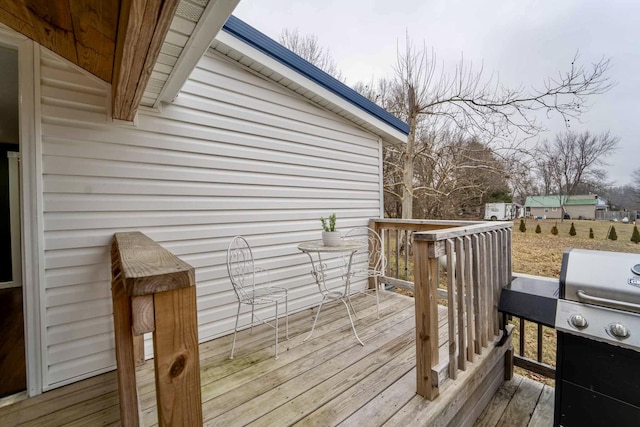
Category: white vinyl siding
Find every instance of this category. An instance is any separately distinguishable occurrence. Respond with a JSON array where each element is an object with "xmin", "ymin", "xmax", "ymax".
[{"xmin": 38, "ymin": 48, "xmax": 382, "ymax": 389}]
